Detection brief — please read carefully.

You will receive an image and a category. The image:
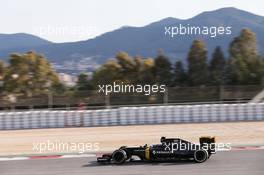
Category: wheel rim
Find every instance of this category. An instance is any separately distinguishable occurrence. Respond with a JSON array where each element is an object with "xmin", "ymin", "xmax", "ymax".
[
  {"xmin": 194, "ymin": 150, "xmax": 207, "ymax": 162},
  {"xmin": 112, "ymin": 150, "xmax": 126, "ymax": 164}
]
